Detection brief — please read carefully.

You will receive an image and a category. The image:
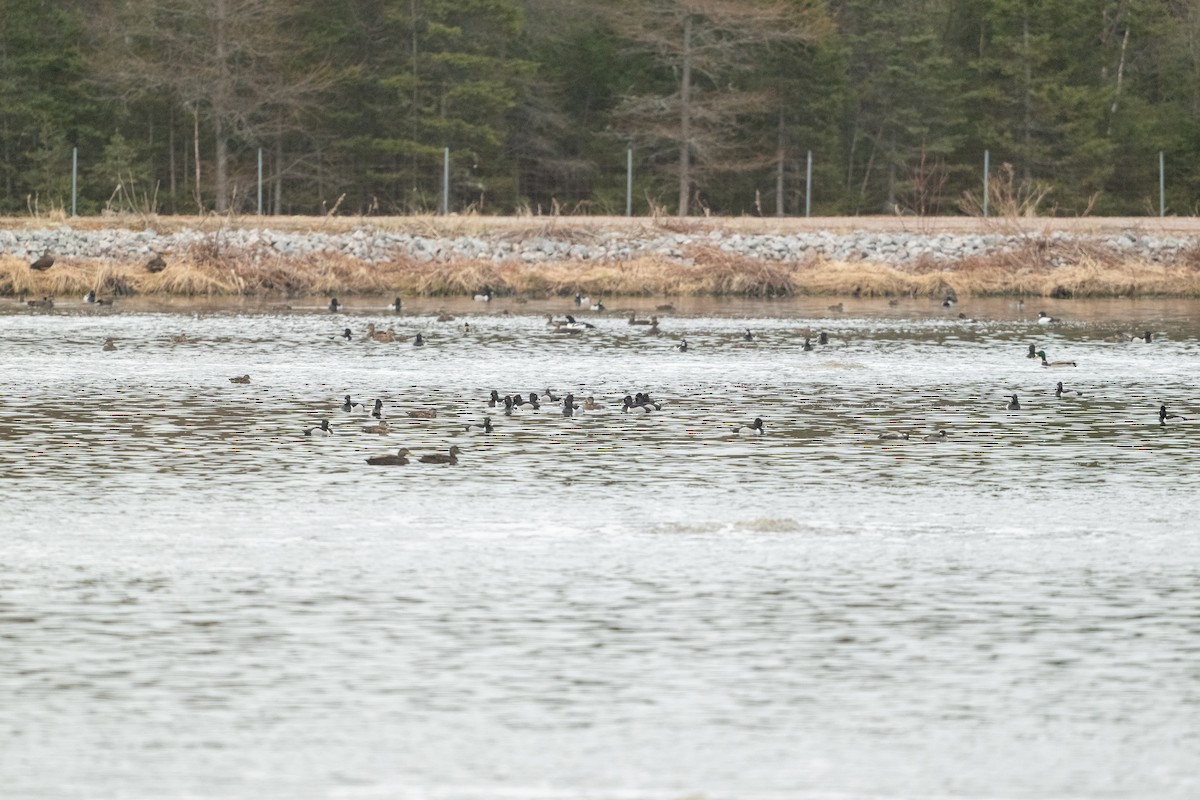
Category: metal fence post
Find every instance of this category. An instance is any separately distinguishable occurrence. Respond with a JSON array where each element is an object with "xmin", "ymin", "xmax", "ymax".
[
  {"xmin": 983, "ymin": 150, "xmax": 990, "ymax": 218},
  {"xmin": 805, "ymin": 150, "xmax": 812, "ymax": 218},
  {"xmin": 442, "ymin": 148, "xmax": 450, "ymax": 215}
]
